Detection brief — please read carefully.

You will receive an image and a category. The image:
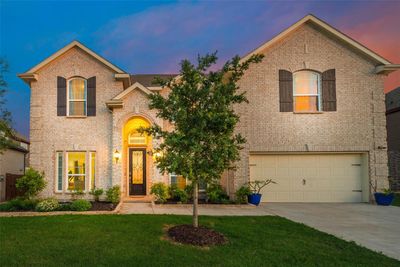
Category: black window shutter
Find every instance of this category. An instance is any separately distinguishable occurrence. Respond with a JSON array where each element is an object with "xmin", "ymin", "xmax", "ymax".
[
  {"xmin": 57, "ymin": 76, "xmax": 67, "ymax": 116},
  {"xmin": 87, "ymin": 76, "xmax": 96, "ymax": 116},
  {"xmin": 322, "ymin": 69, "xmax": 337, "ymax": 111},
  {"xmin": 279, "ymin": 70, "xmax": 293, "ymax": 112}
]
